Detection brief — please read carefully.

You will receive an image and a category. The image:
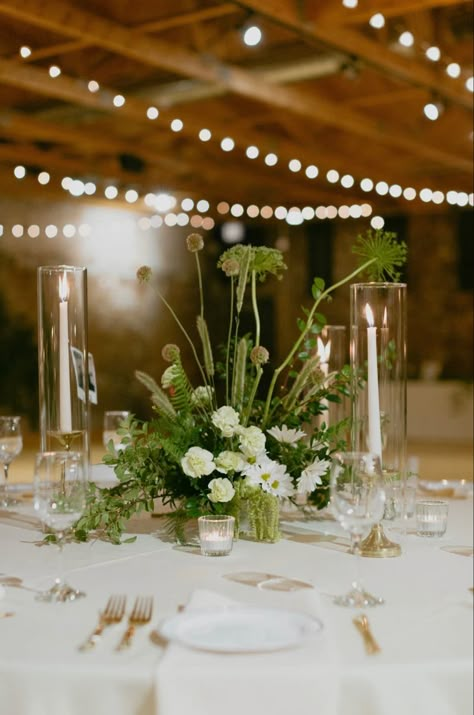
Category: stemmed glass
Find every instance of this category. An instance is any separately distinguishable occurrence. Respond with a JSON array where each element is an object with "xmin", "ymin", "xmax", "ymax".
[
  {"xmin": 0, "ymin": 416, "xmax": 23, "ymax": 508},
  {"xmin": 33, "ymin": 451, "xmax": 87, "ymax": 603},
  {"xmin": 102, "ymin": 410, "xmax": 130, "ymax": 452},
  {"xmin": 330, "ymin": 451, "xmax": 386, "ymax": 607}
]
